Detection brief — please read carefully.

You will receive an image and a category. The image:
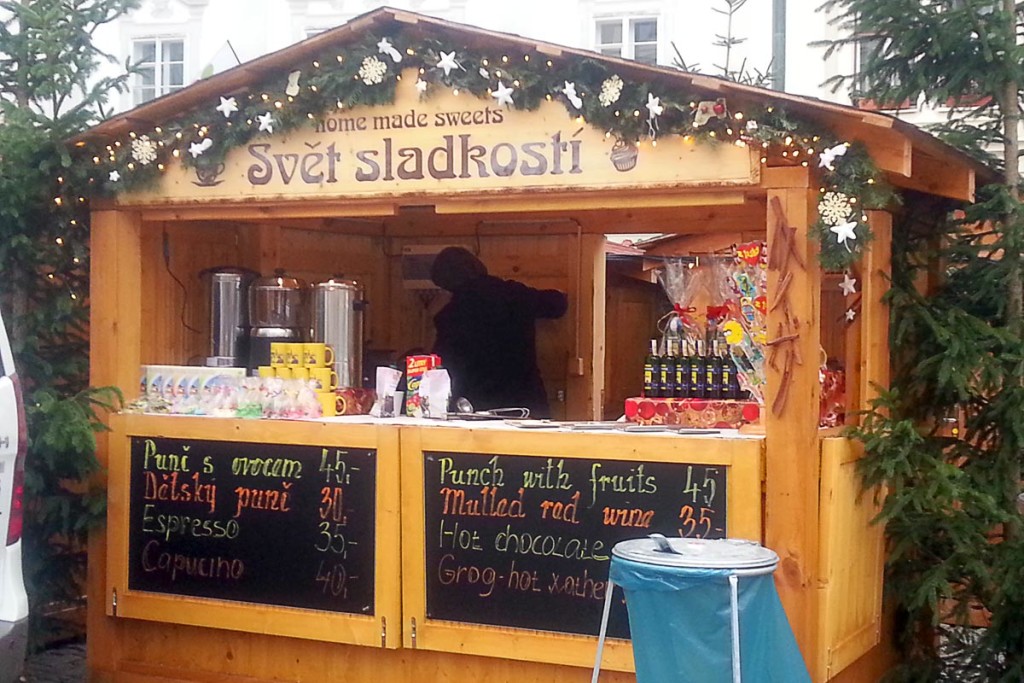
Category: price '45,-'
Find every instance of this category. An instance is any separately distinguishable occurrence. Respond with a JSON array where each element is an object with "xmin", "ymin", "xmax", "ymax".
[{"xmin": 320, "ymin": 448, "xmax": 357, "ymax": 485}]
